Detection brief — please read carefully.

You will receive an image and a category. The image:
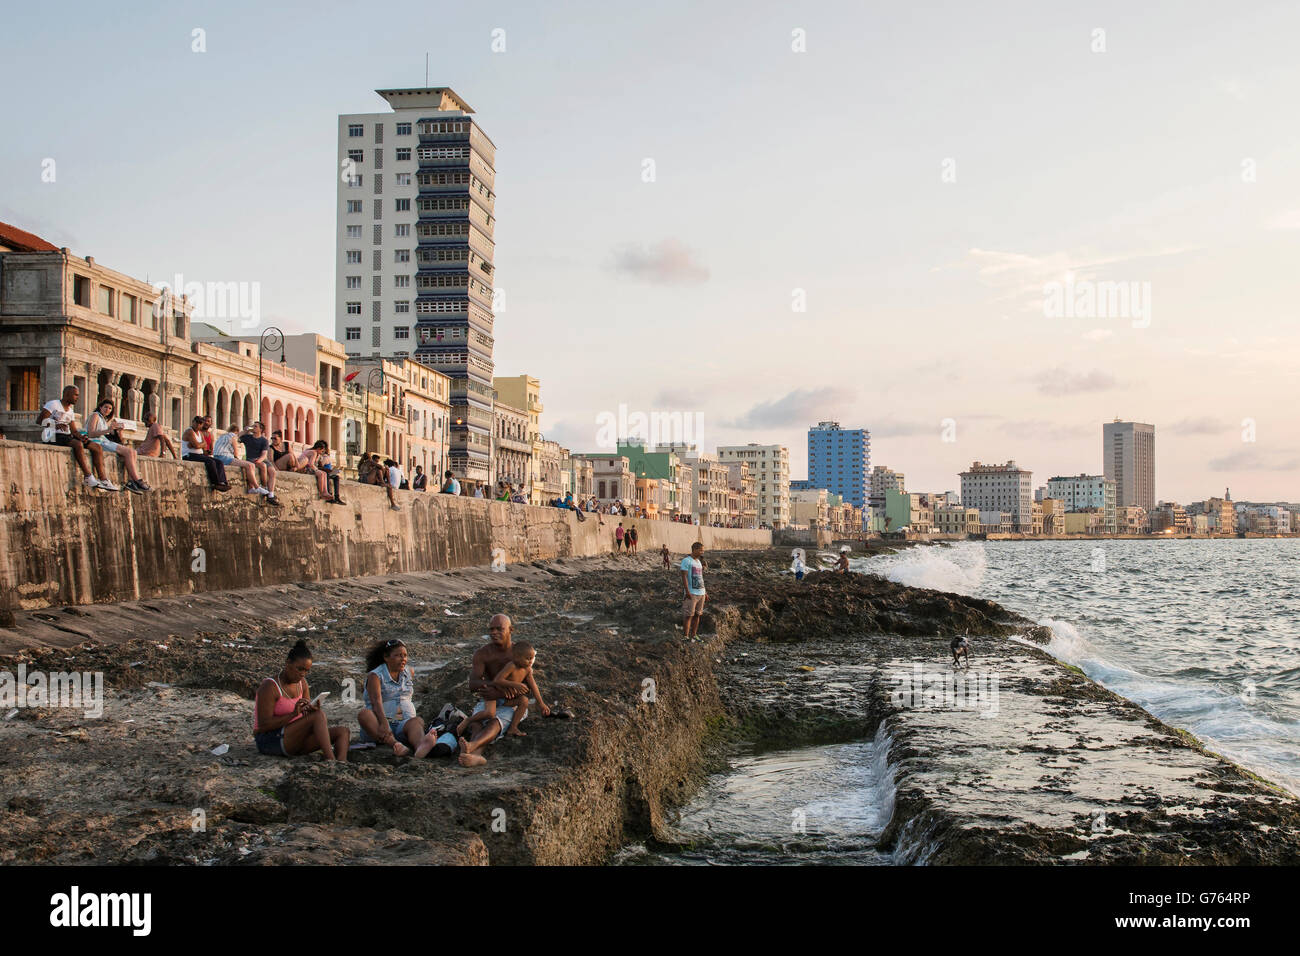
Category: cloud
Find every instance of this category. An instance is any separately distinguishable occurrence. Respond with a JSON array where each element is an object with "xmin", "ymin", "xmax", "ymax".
[
  {"xmin": 997, "ymin": 419, "xmax": 1092, "ymax": 441},
  {"xmin": 725, "ymin": 387, "xmax": 856, "ymax": 430},
  {"xmin": 1207, "ymin": 447, "xmax": 1300, "ymax": 472},
  {"xmin": 1167, "ymin": 417, "xmax": 1231, "ymax": 435},
  {"xmin": 1032, "ymin": 367, "xmax": 1118, "ymax": 396},
  {"xmin": 611, "ymin": 239, "xmax": 709, "ymax": 284},
  {"xmin": 870, "ymin": 420, "xmax": 940, "ymax": 438}
]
